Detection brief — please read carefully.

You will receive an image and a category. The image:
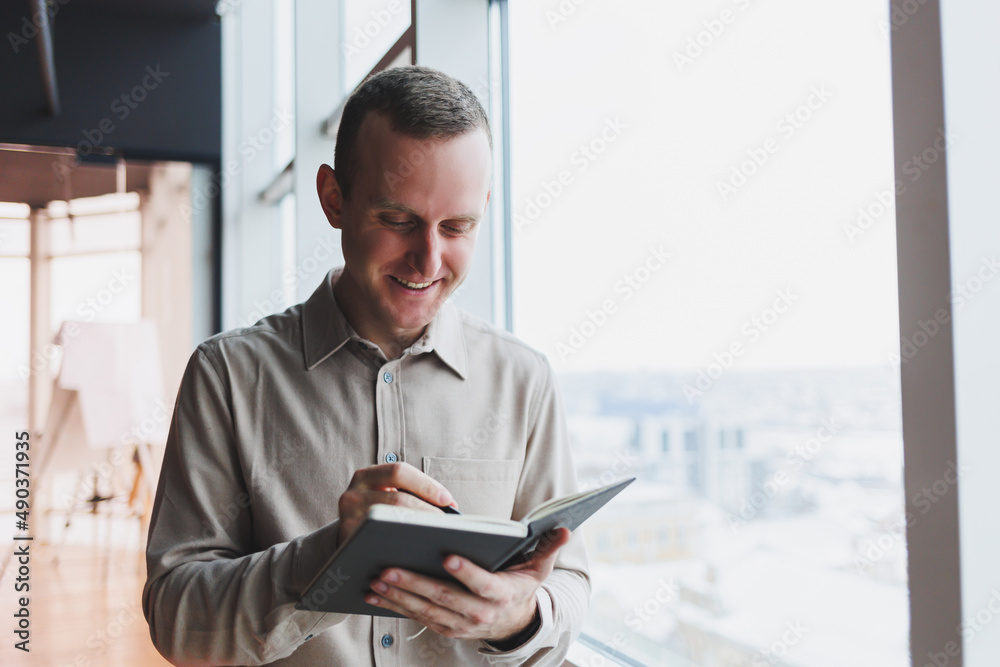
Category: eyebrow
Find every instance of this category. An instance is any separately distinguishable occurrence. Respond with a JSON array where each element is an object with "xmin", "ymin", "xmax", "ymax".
[{"xmin": 373, "ymin": 198, "xmax": 482, "ymax": 224}]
